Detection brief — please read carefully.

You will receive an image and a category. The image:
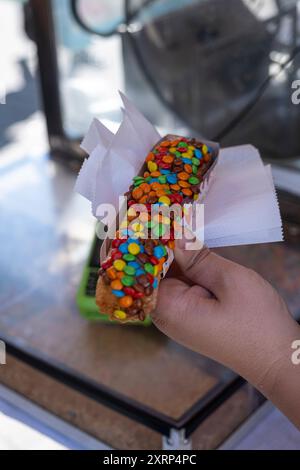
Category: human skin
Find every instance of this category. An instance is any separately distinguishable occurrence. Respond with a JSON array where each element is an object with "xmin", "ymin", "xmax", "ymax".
[{"xmin": 152, "ymin": 242, "xmax": 300, "ymax": 429}]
